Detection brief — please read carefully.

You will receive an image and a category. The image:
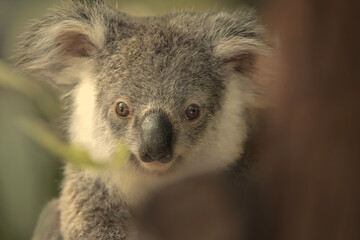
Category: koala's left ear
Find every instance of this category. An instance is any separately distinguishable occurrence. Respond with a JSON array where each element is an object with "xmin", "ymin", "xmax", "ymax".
[
  {"xmin": 208, "ymin": 10, "xmax": 271, "ymax": 75},
  {"xmin": 14, "ymin": 1, "xmax": 112, "ymax": 91}
]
